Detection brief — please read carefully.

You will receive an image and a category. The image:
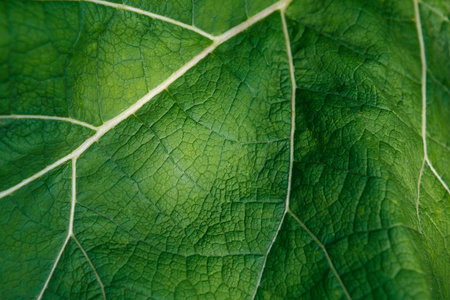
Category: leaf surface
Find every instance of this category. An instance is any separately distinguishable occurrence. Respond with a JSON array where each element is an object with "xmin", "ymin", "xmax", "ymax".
[{"xmin": 0, "ymin": 0, "xmax": 449, "ymax": 299}]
